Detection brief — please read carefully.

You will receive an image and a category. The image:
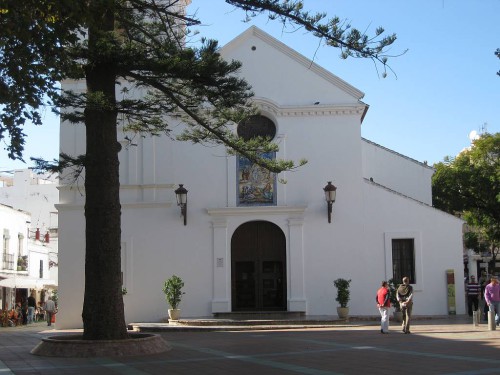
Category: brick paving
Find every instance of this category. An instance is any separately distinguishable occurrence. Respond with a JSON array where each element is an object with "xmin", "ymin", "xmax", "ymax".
[{"xmin": 1, "ymin": 317, "xmax": 499, "ymax": 374}]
